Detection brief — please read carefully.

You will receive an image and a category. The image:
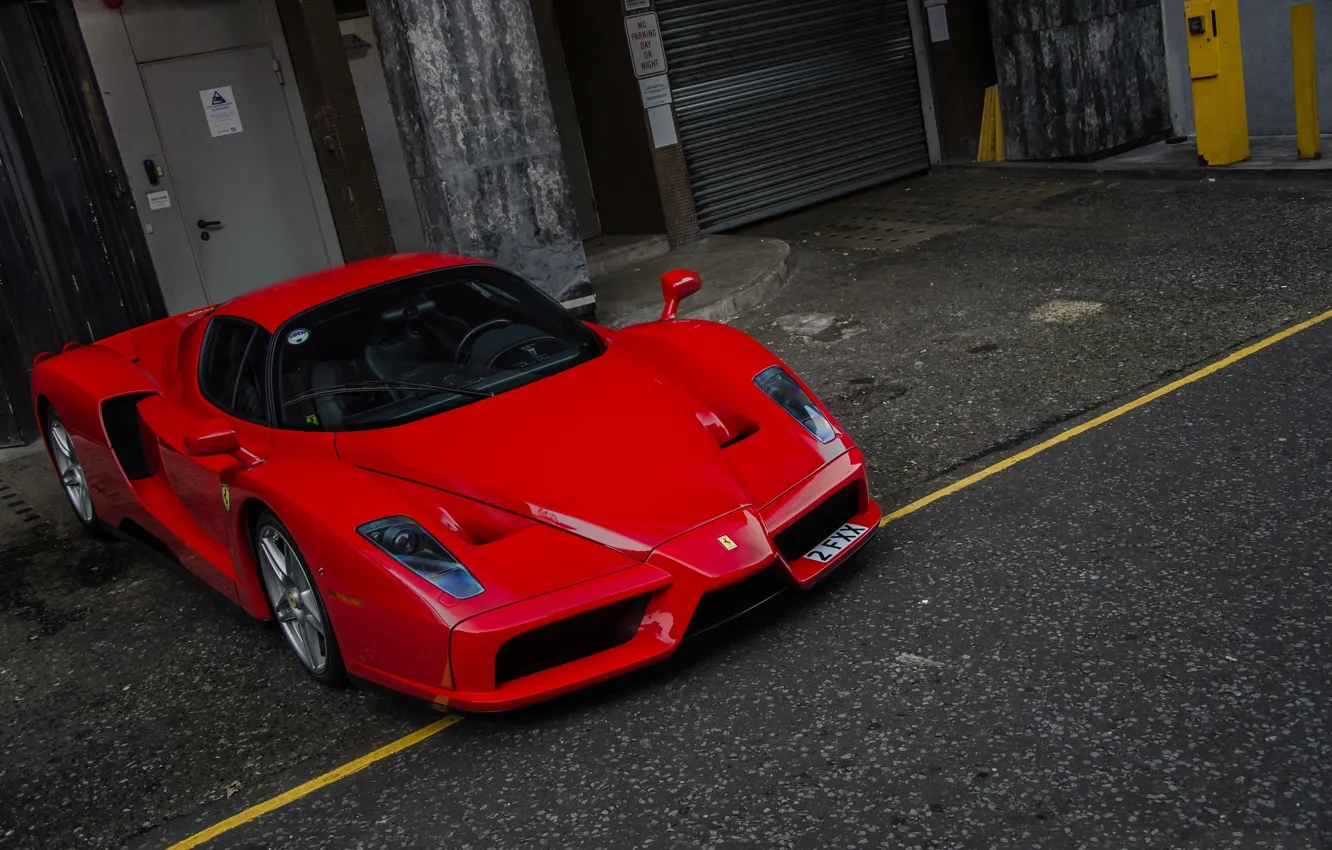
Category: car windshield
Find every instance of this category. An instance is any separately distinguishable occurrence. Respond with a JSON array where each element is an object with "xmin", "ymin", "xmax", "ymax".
[{"xmin": 274, "ymin": 265, "xmax": 601, "ymax": 430}]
